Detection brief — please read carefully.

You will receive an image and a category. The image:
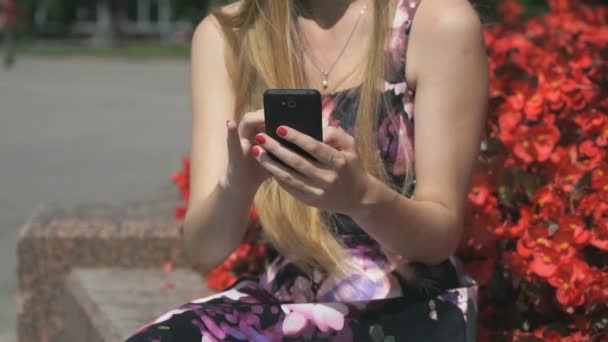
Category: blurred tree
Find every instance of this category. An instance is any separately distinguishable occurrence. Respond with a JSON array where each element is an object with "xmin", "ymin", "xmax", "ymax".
[{"xmin": 172, "ymin": 0, "xmax": 211, "ymax": 24}]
